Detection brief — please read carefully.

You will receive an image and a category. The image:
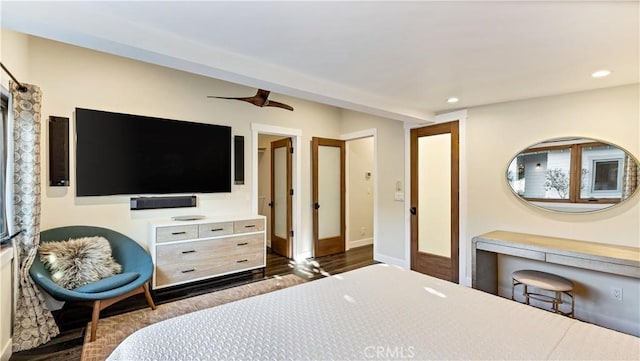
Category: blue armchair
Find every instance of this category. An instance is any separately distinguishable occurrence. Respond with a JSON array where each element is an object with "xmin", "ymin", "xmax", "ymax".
[{"xmin": 30, "ymin": 226, "xmax": 156, "ymax": 341}]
